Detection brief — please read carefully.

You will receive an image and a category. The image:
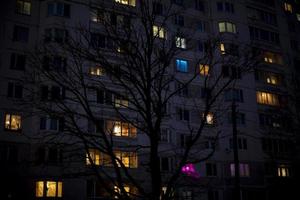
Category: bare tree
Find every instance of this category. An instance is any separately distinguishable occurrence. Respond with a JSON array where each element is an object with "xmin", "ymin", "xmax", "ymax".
[{"xmin": 17, "ymin": 1, "xmax": 259, "ymax": 200}]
